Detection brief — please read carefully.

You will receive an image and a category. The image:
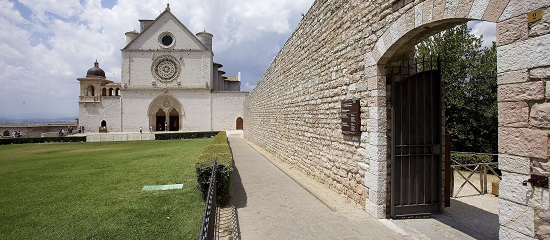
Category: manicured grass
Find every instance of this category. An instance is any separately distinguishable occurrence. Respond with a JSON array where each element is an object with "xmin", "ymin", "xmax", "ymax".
[{"xmin": 0, "ymin": 139, "xmax": 212, "ymax": 239}]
